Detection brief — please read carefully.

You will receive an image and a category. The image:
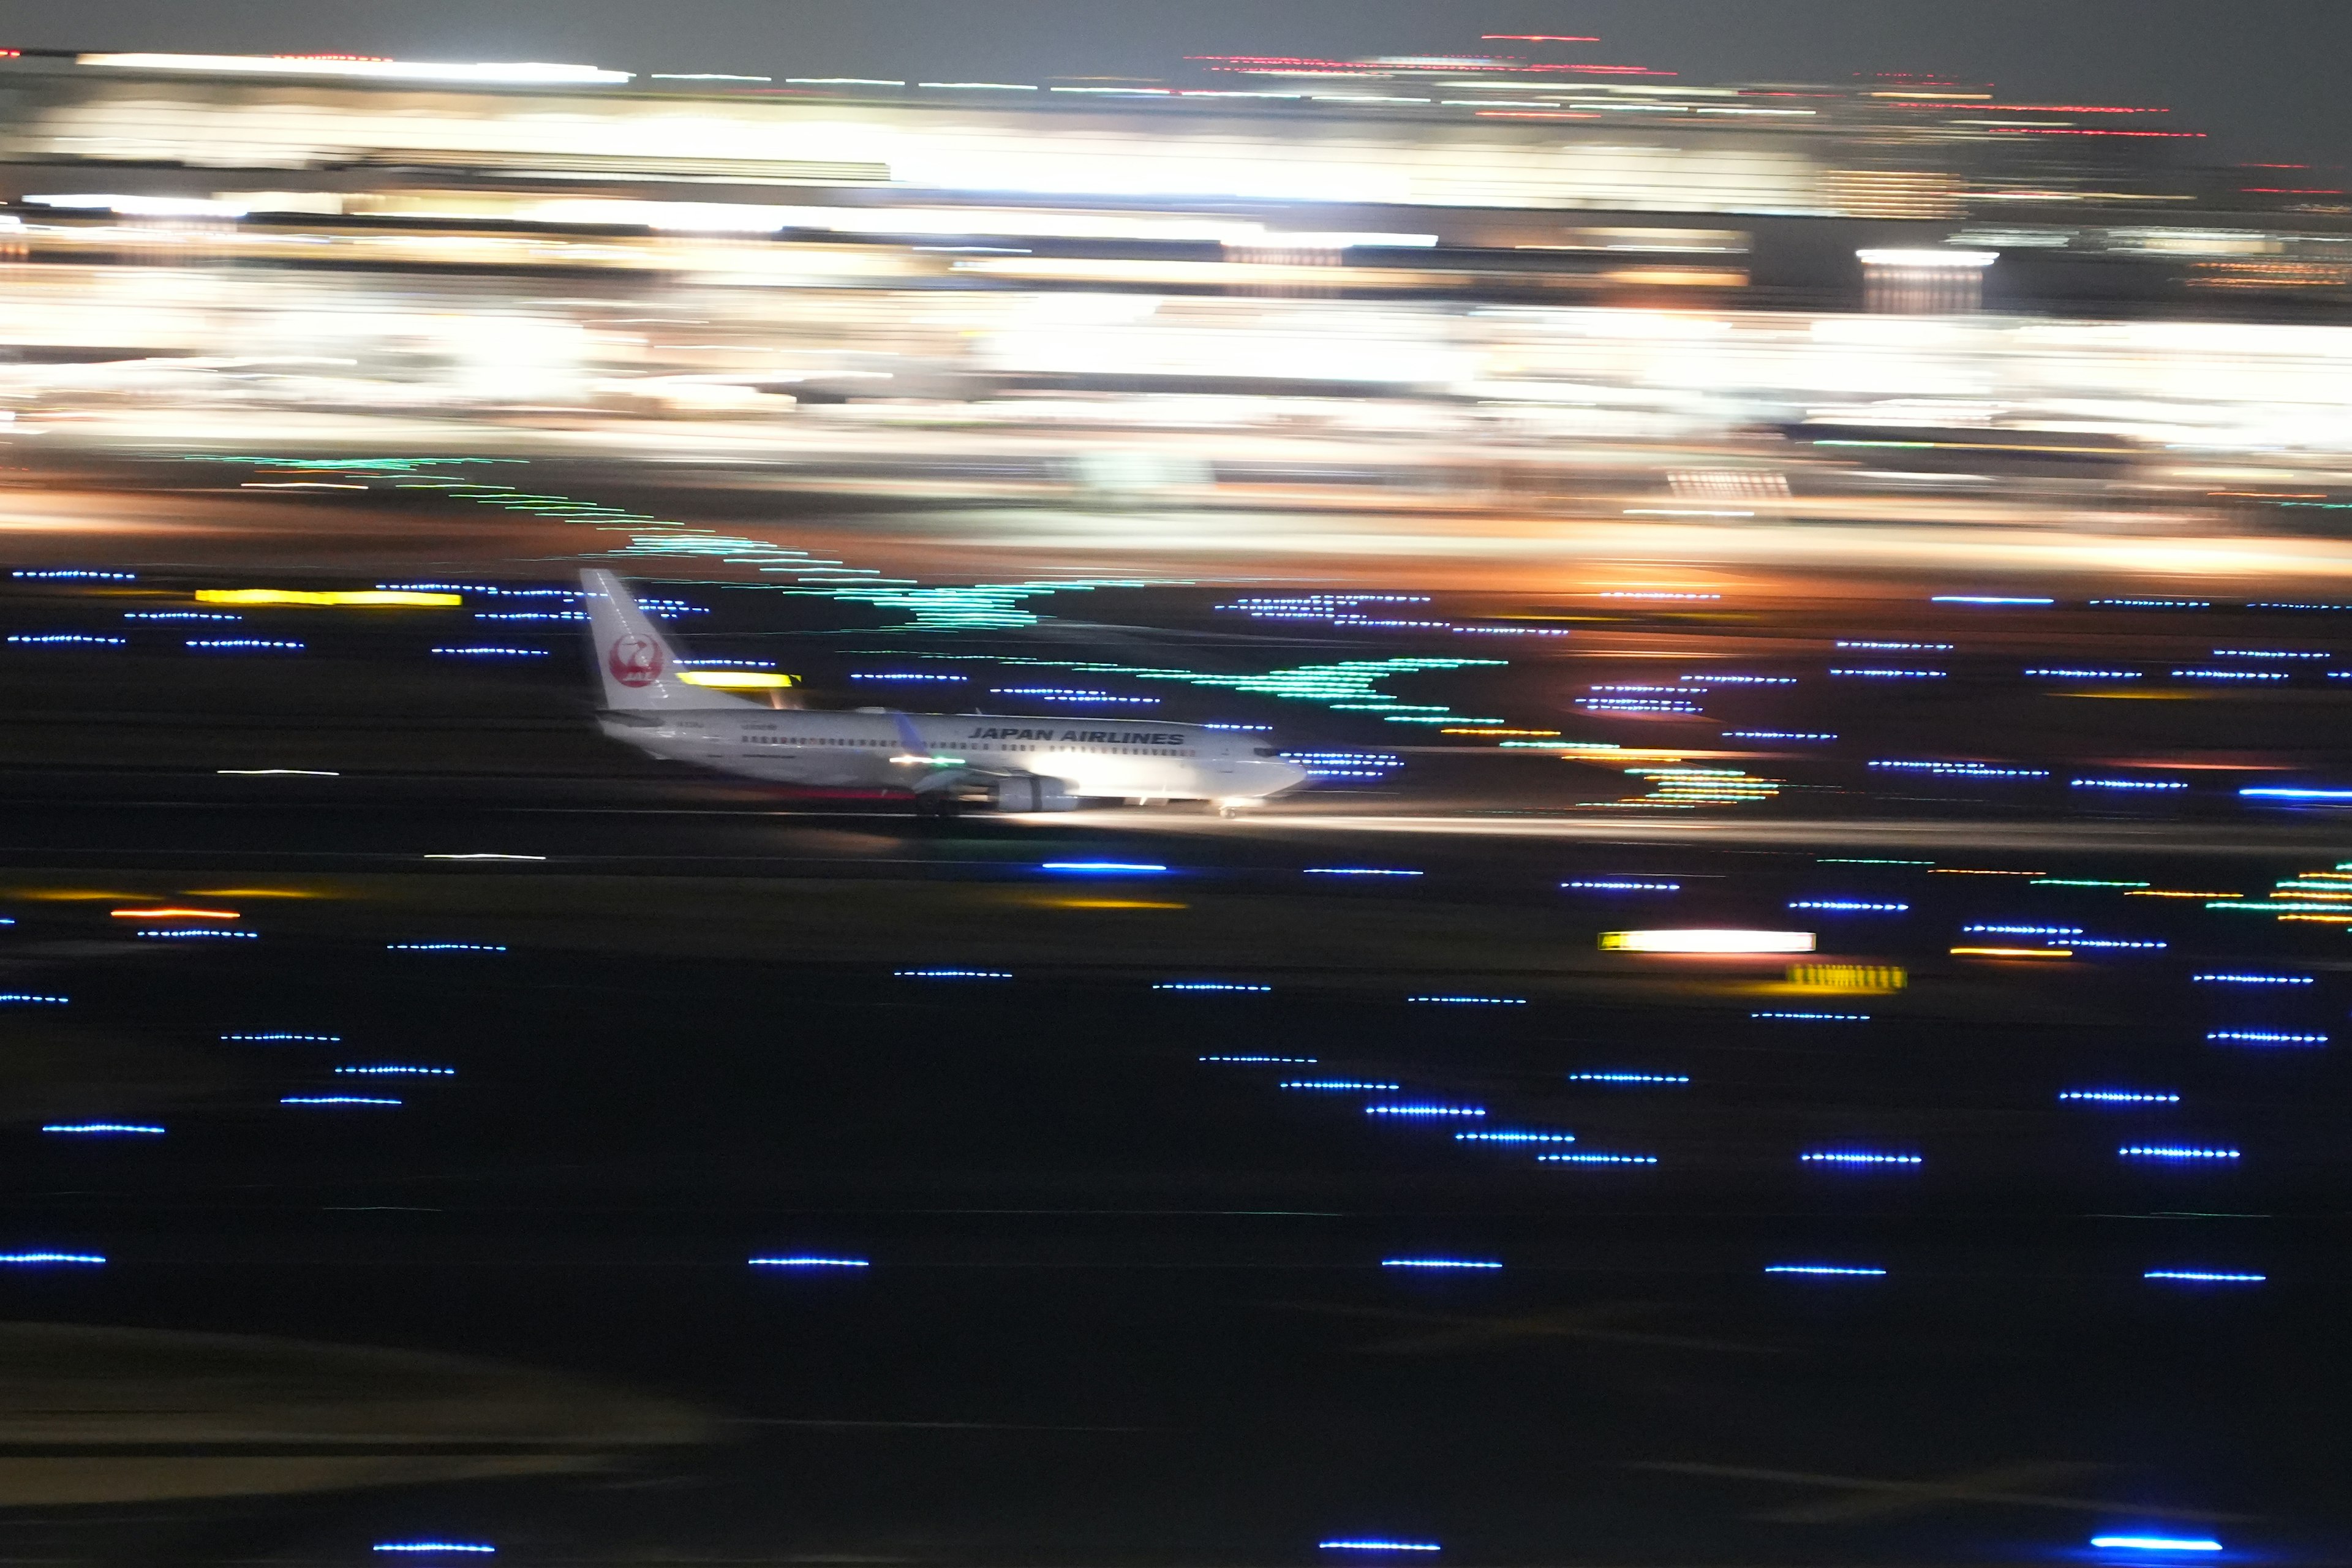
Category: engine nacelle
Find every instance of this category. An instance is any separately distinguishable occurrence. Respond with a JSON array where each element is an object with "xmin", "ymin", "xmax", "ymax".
[{"xmin": 981, "ymin": 774, "xmax": 1080, "ymax": 812}]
